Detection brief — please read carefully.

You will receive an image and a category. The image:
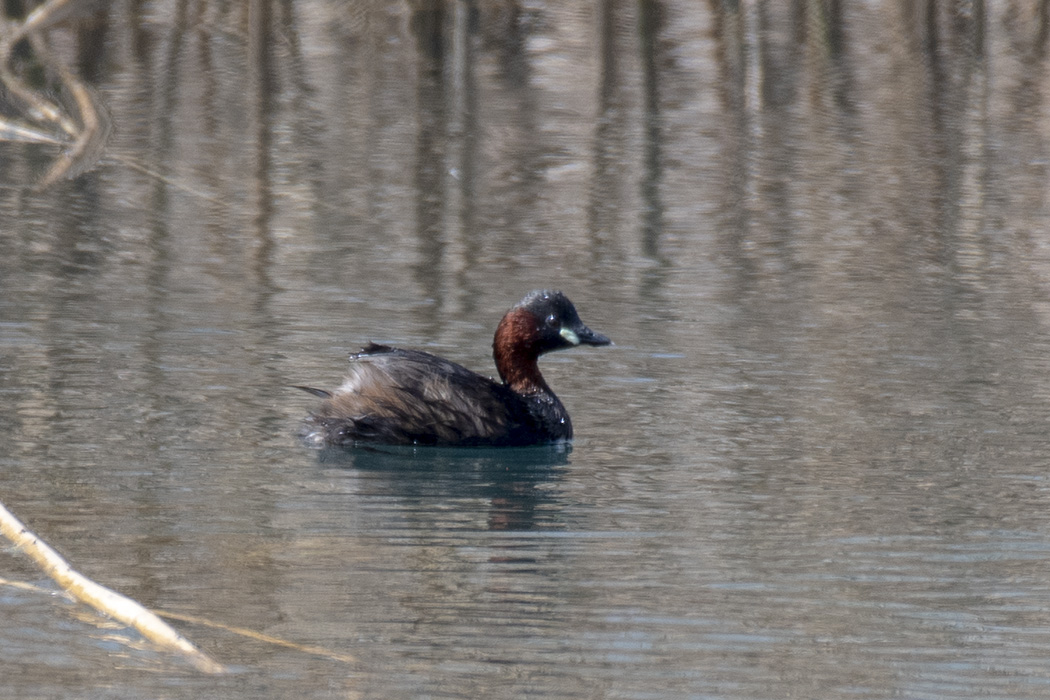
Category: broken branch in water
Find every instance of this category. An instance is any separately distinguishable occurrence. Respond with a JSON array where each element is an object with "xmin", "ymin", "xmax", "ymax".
[{"xmin": 0, "ymin": 498, "xmax": 225, "ymax": 674}]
